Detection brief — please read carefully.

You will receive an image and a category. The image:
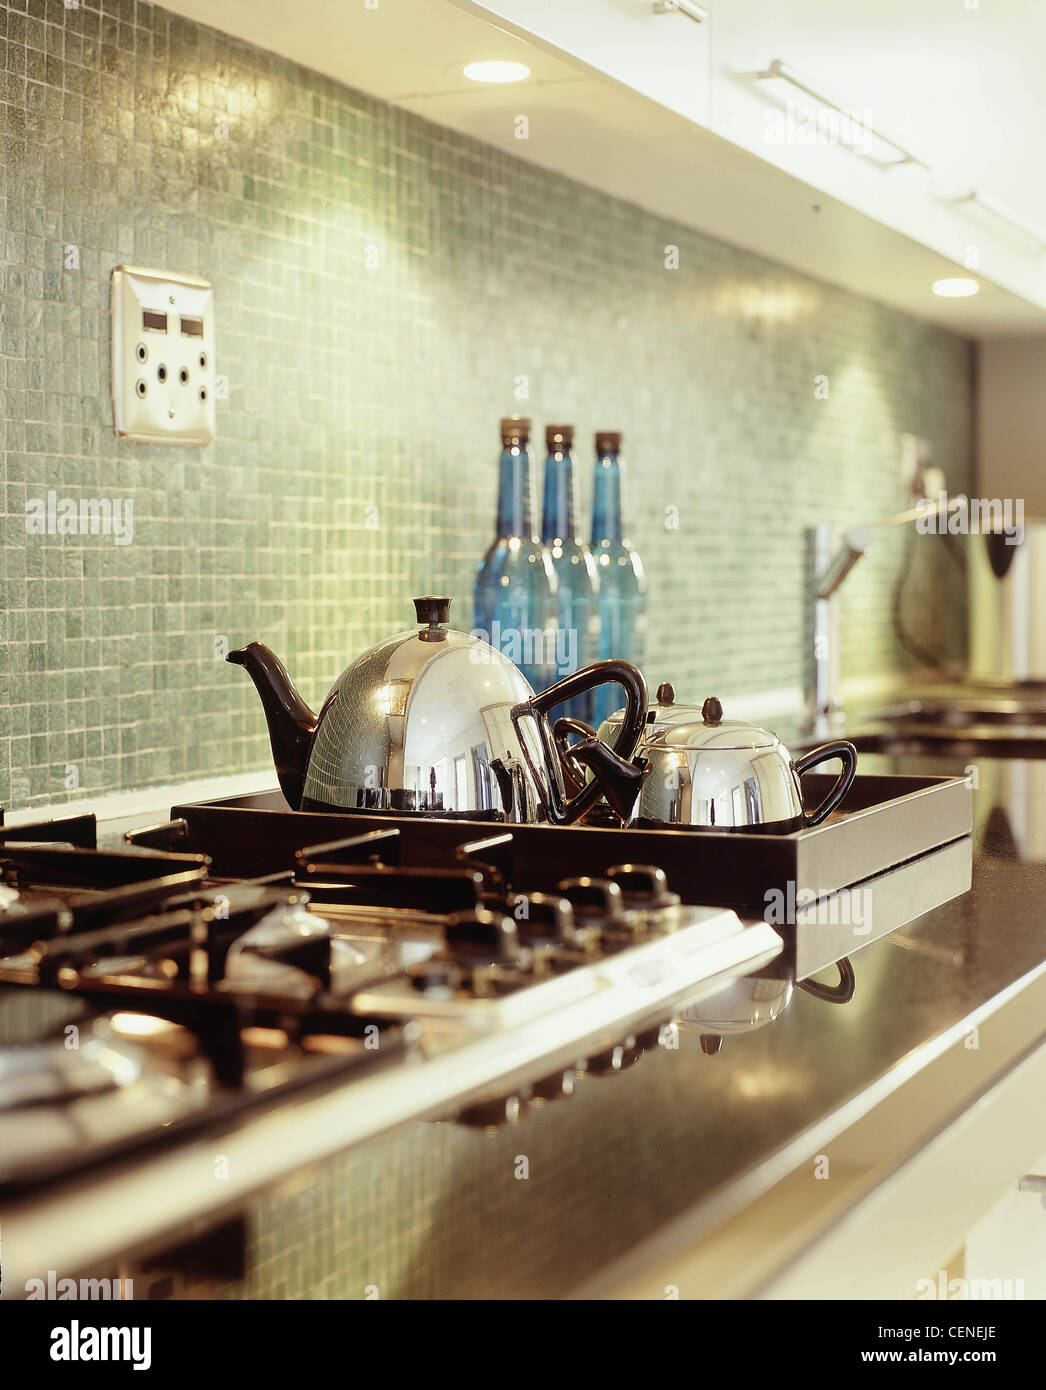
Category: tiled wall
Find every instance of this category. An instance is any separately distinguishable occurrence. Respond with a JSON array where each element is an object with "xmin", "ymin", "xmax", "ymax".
[{"xmin": 0, "ymin": 0, "xmax": 973, "ymax": 810}]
